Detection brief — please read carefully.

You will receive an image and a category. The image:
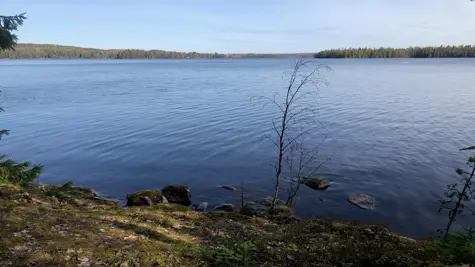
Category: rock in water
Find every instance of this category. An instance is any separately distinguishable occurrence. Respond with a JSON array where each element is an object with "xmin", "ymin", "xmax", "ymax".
[
  {"xmin": 192, "ymin": 202, "xmax": 208, "ymax": 211},
  {"xmin": 348, "ymin": 194, "xmax": 376, "ymax": 210},
  {"xmin": 215, "ymin": 204, "xmax": 235, "ymax": 212},
  {"xmin": 304, "ymin": 178, "xmax": 330, "ymax": 190},
  {"xmin": 219, "ymin": 185, "xmax": 237, "ymax": 191},
  {"xmin": 126, "ymin": 190, "xmax": 167, "ymax": 206},
  {"xmin": 161, "ymin": 185, "xmax": 192, "ymax": 206}
]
